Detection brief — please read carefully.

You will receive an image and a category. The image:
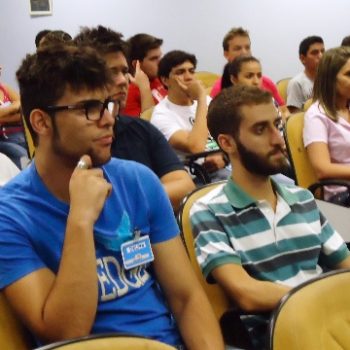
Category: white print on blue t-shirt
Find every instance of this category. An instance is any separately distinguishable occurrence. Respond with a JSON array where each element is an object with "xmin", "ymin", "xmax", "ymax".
[{"xmin": 96, "ymin": 255, "xmax": 151, "ymax": 302}]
